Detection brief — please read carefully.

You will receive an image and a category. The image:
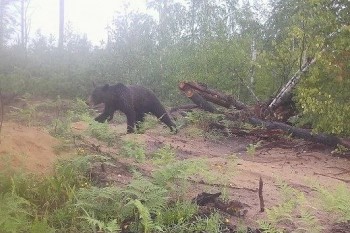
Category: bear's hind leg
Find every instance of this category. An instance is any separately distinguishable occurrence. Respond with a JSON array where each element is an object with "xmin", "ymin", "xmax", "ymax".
[
  {"xmin": 160, "ymin": 114, "xmax": 177, "ymax": 133},
  {"xmin": 152, "ymin": 106, "xmax": 177, "ymax": 133}
]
